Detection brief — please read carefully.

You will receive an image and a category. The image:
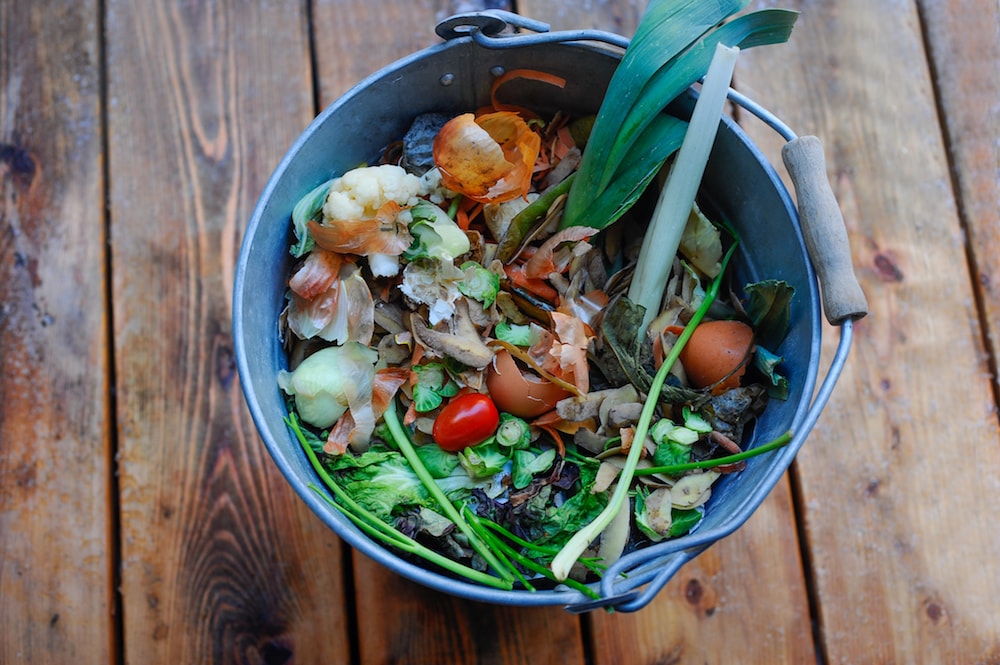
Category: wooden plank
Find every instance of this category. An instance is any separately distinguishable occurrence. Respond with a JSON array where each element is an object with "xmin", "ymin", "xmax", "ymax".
[
  {"xmin": 310, "ymin": 2, "xmax": 586, "ymax": 662},
  {"xmin": 0, "ymin": 2, "xmax": 113, "ymax": 663},
  {"xmin": 353, "ymin": 555, "xmax": 585, "ymax": 664},
  {"xmin": 106, "ymin": 1, "xmax": 352, "ymax": 662},
  {"xmin": 738, "ymin": 1, "xmax": 1000, "ymax": 662},
  {"xmin": 519, "ymin": 2, "xmax": 817, "ymax": 662},
  {"xmin": 918, "ymin": 0, "xmax": 1000, "ymax": 391},
  {"xmin": 584, "ymin": 487, "xmax": 815, "ymax": 664},
  {"xmin": 314, "ymin": 0, "xmax": 516, "ymax": 106},
  {"xmin": 516, "ymin": 0, "xmax": 647, "ymax": 32}
]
